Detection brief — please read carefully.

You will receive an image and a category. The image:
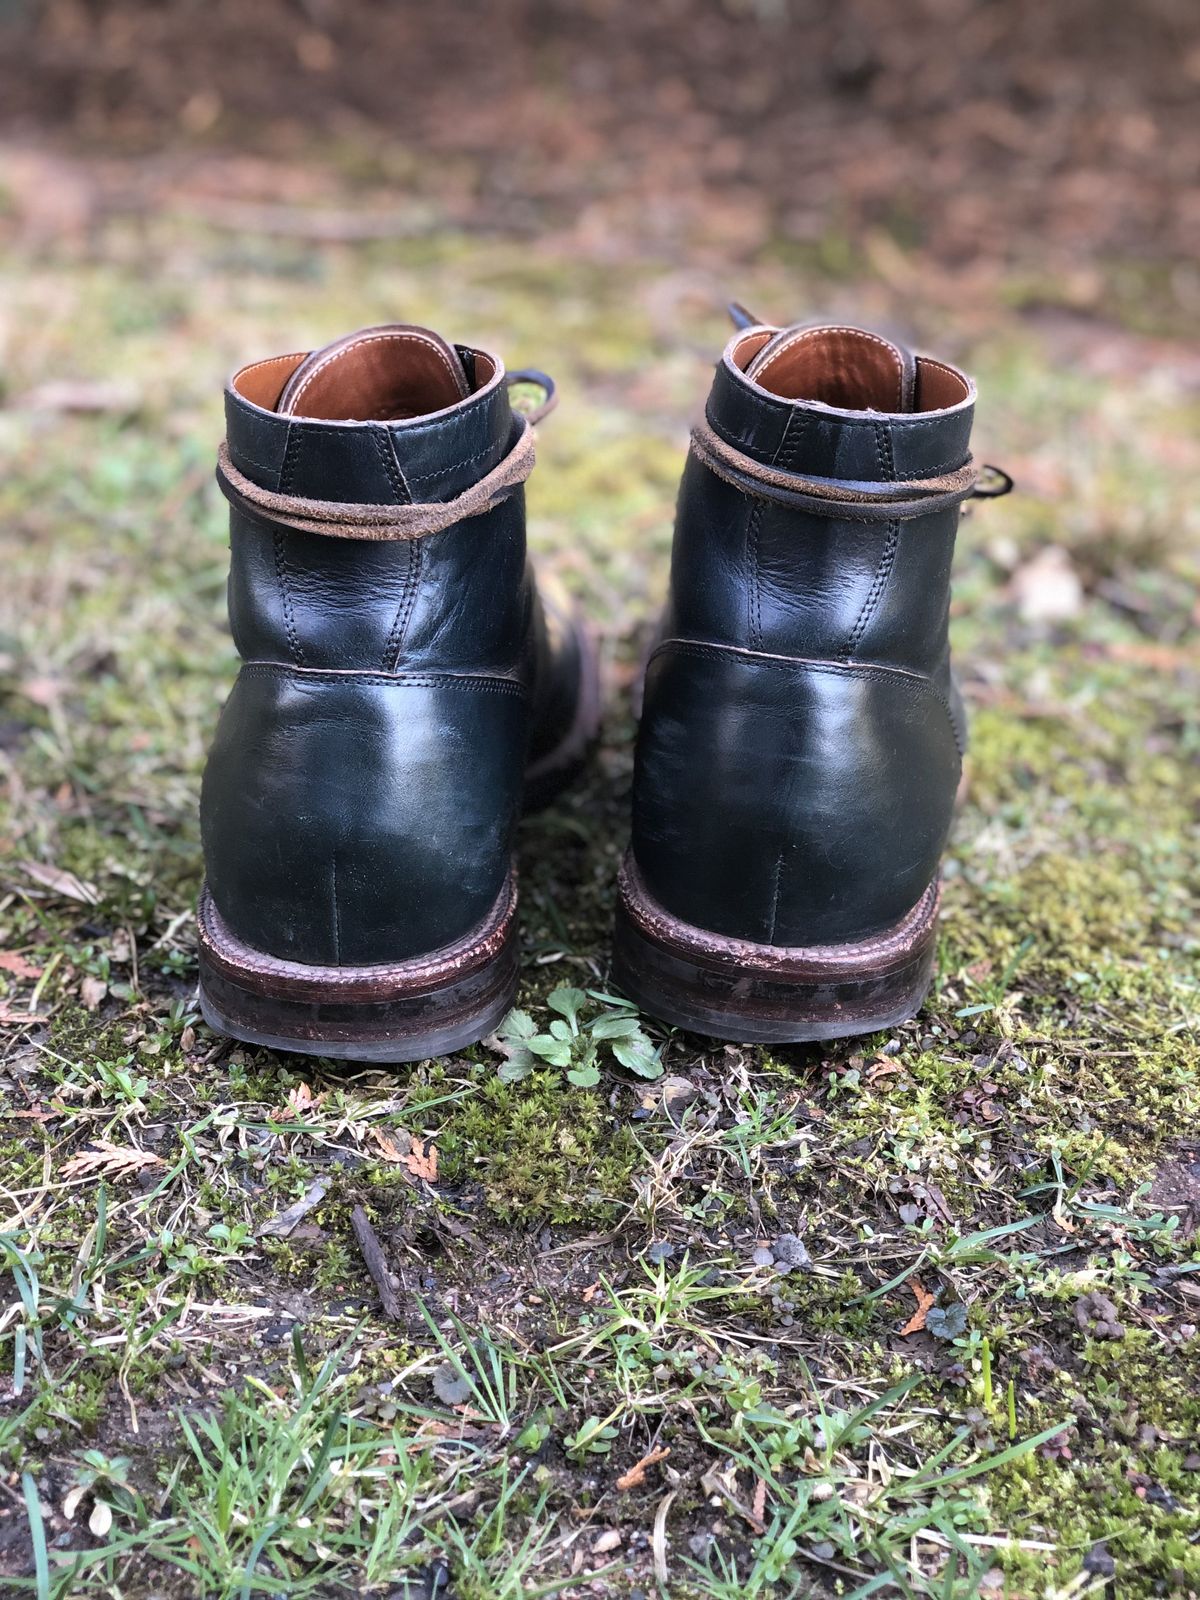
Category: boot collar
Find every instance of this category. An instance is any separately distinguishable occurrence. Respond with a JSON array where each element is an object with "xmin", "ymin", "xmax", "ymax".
[
  {"xmin": 706, "ymin": 323, "xmax": 976, "ymax": 484},
  {"xmin": 223, "ymin": 336, "xmax": 516, "ymax": 506}
]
